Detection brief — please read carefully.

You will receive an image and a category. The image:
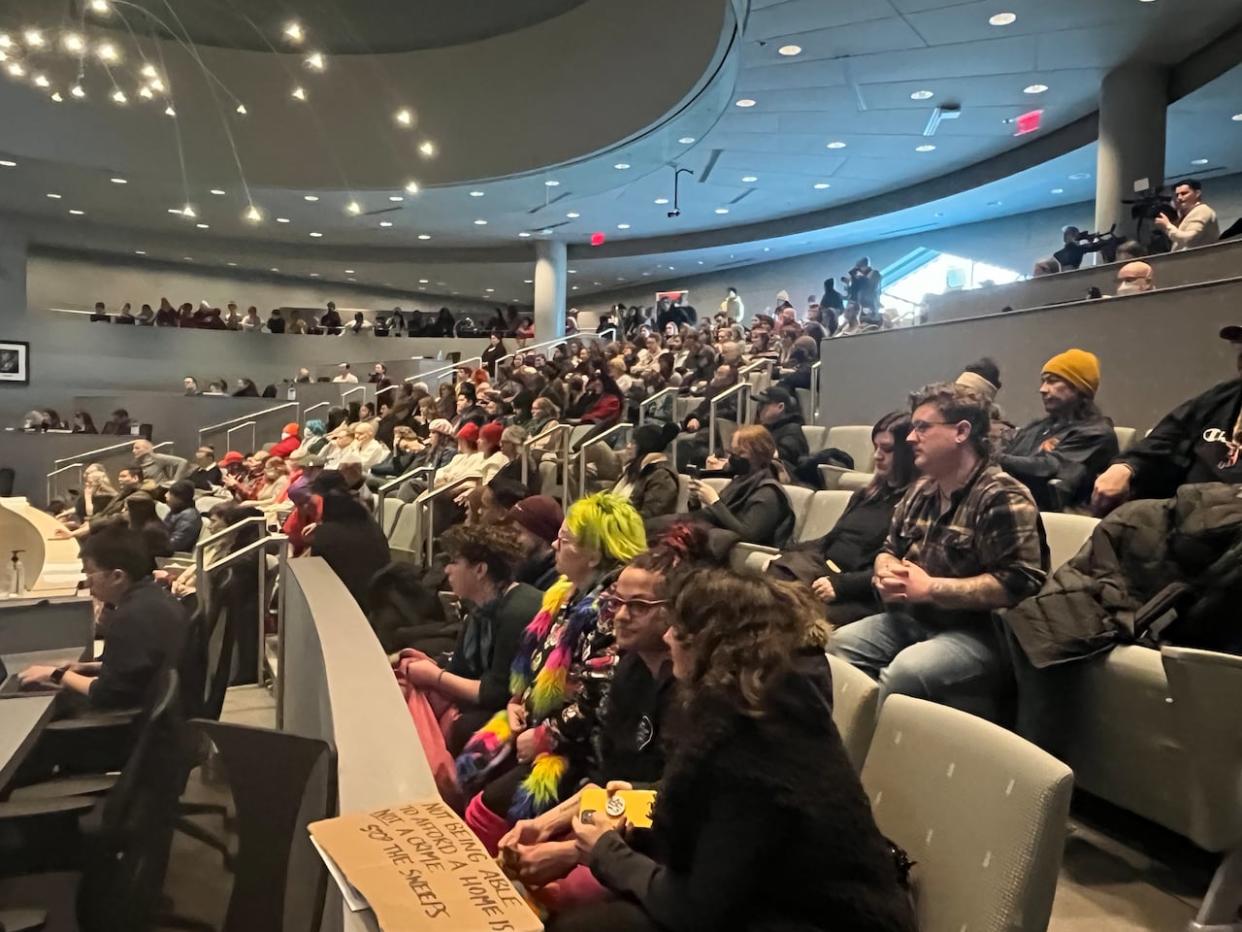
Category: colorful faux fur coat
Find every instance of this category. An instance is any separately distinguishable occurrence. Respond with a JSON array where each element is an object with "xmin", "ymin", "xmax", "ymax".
[{"xmin": 455, "ymin": 572, "xmax": 617, "ymax": 819}]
